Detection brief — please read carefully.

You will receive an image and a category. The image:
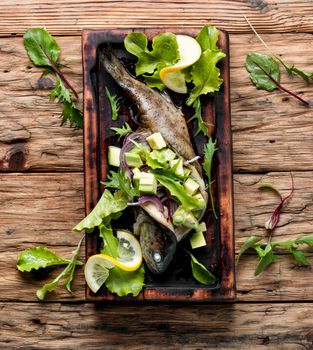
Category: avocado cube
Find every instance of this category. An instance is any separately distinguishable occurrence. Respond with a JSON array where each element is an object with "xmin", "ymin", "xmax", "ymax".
[
  {"xmin": 170, "ymin": 159, "xmax": 184, "ymax": 177},
  {"xmin": 184, "ymin": 178, "xmax": 200, "ymax": 196},
  {"xmin": 124, "ymin": 152, "xmax": 143, "ymax": 167},
  {"xmin": 146, "ymin": 132, "xmax": 167, "ymax": 150},
  {"xmin": 190, "ymin": 231, "xmax": 207, "ymax": 249},
  {"xmin": 138, "ymin": 173, "xmax": 157, "ymax": 195},
  {"xmin": 108, "ymin": 146, "xmax": 121, "ymax": 167},
  {"xmin": 193, "ymin": 193, "xmax": 206, "ymax": 209}
]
